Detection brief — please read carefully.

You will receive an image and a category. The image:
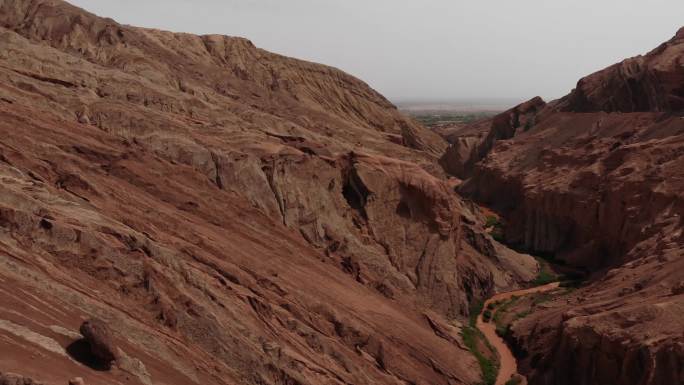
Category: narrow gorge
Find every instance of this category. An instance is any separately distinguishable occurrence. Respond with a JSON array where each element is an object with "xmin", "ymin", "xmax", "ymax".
[
  {"xmin": 441, "ymin": 27, "xmax": 684, "ymax": 385},
  {"xmin": 0, "ymin": 1, "xmax": 683, "ymax": 385}
]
